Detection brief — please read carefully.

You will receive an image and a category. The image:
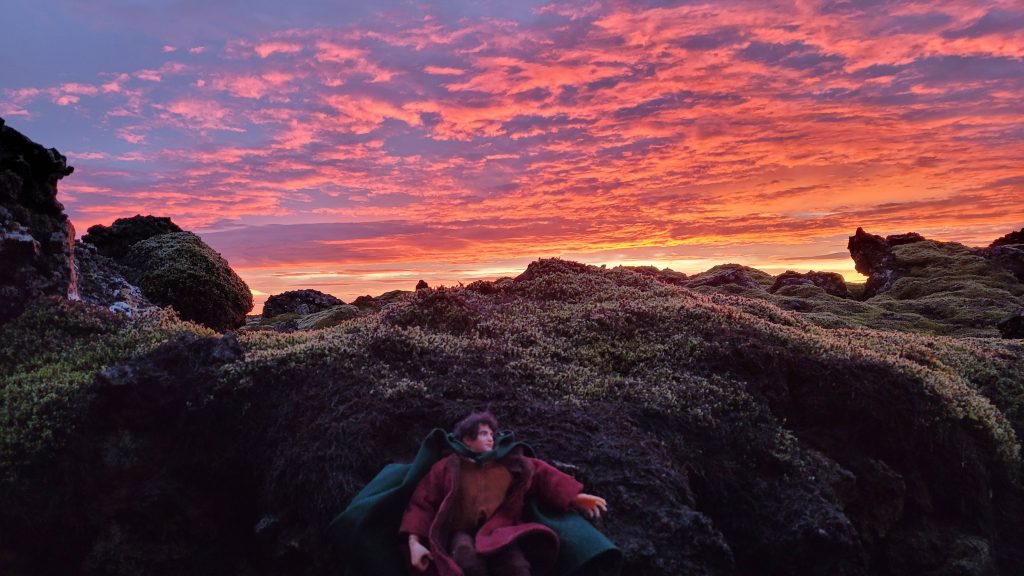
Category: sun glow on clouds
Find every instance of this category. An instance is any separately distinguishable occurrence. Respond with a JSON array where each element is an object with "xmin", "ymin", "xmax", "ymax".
[{"xmin": 3, "ymin": 0, "xmax": 1023, "ymax": 304}]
